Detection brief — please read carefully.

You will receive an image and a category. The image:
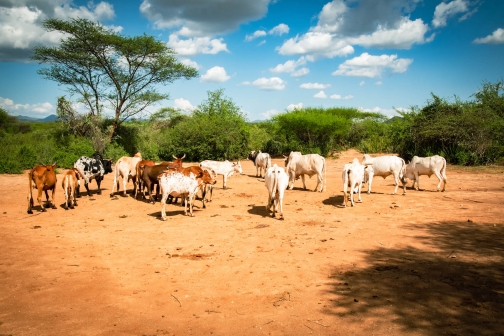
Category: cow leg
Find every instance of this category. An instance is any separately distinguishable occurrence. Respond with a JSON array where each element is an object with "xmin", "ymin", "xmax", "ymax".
[
  {"xmin": 96, "ymin": 176, "xmax": 103, "ymax": 195},
  {"xmin": 50, "ymin": 186, "xmax": 57, "ymax": 209},
  {"xmin": 37, "ymin": 188, "xmax": 46, "ymax": 212},
  {"xmin": 414, "ymin": 171, "xmax": 420, "ymax": 191},
  {"xmin": 160, "ymin": 191, "xmax": 168, "ymax": 221},
  {"xmin": 433, "ymin": 170, "xmax": 444, "ymax": 191},
  {"xmin": 122, "ymin": 174, "xmax": 128, "ymax": 196},
  {"xmin": 301, "ymin": 175, "xmax": 307, "ymax": 190},
  {"xmin": 222, "ymin": 175, "xmax": 227, "ymax": 190},
  {"xmin": 357, "ymin": 182, "xmax": 363, "ymax": 203},
  {"xmin": 315, "ymin": 174, "xmax": 323, "ymax": 192},
  {"xmin": 83, "ymin": 181, "xmax": 91, "ymax": 197},
  {"xmin": 367, "ymin": 172, "xmax": 374, "ymax": 194},
  {"xmin": 27, "ymin": 178, "xmax": 34, "ymax": 214},
  {"xmin": 278, "ymin": 189, "xmax": 285, "ymax": 220}
]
